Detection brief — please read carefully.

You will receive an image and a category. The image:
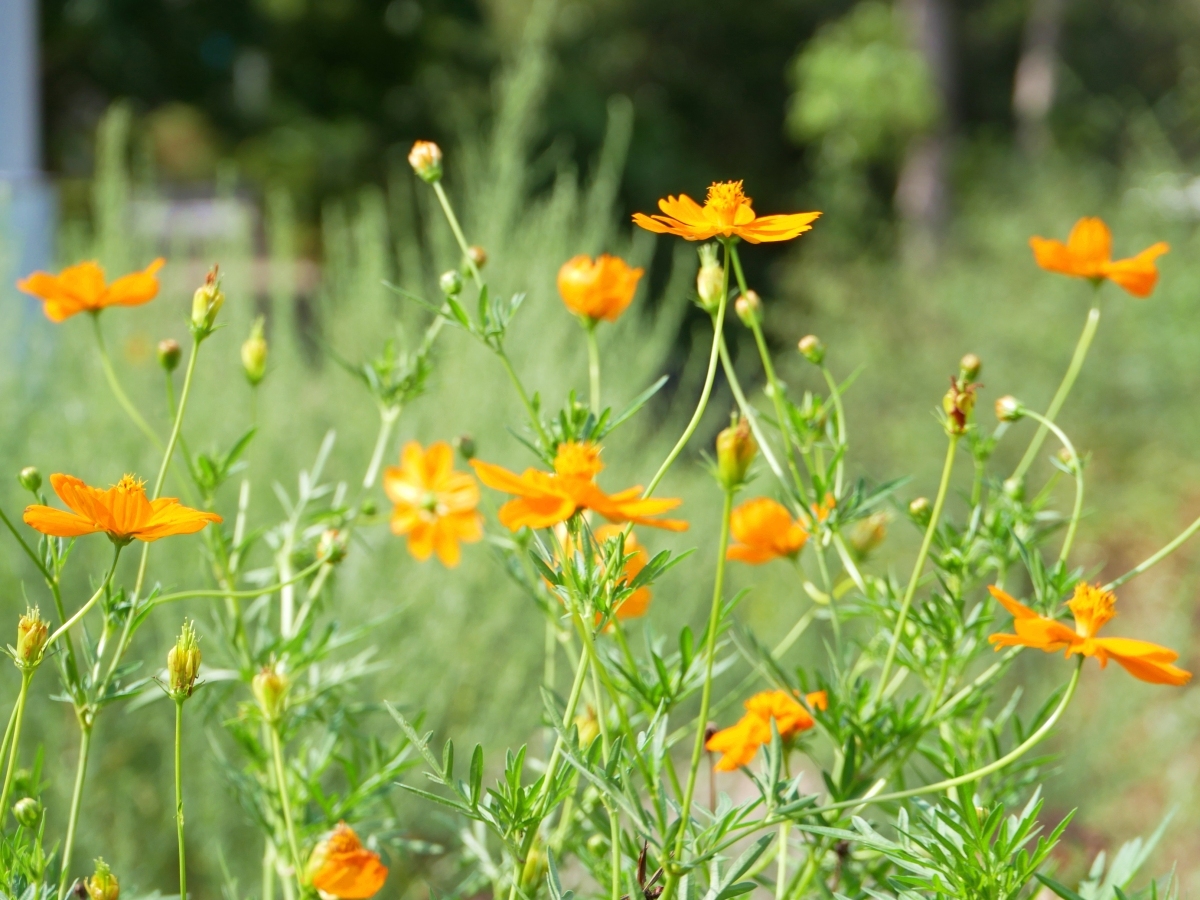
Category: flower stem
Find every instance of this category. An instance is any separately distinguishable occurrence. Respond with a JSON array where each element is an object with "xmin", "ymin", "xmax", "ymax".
[
  {"xmin": 717, "ymin": 336, "xmax": 785, "ymax": 482},
  {"xmin": 362, "ymin": 405, "xmax": 401, "ymax": 490},
  {"xmin": 1012, "ymin": 304, "xmax": 1100, "ymax": 483},
  {"xmin": 1020, "ymin": 409, "xmax": 1084, "ymax": 565},
  {"xmin": 48, "ymin": 545, "xmax": 123, "ymax": 649},
  {"xmin": 820, "ymin": 365, "xmax": 848, "ymax": 497},
  {"xmin": 431, "ymin": 181, "xmax": 483, "ymax": 289},
  {"xmin": 496, "ymin": 346, "xmax": 552, "ymax": 448},
  {"xmin": 0, "ymin": 669, "xmax": 34, "ymax": 820},
  {"xmin": 1106, "ymin": 514, "xmax": 1200, "ymax": 590},
  {"xmin": 775, "ymin": 822, "xmax": 790, "ymax": 900},
  {"xmin": 91, "ymin": 313, "xmax": 163, "ymax": 450},
  {"xmin": 175, "ymin": 698, "xmax": 187, "ymax": 900},
  {"xmin": 57, "ymin": 725, "xmax": 92, "ymax": 900},
  {"xmin": 586, "ymin": 322, "xmax": 602, "ymax": 415},
  {"xmin": 874, "ymin": 435, "xmax": 959, "ymax": 705},
  {"xmin": 270, "ymin": 725, "xmax": 303, "ymax": 891}
]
